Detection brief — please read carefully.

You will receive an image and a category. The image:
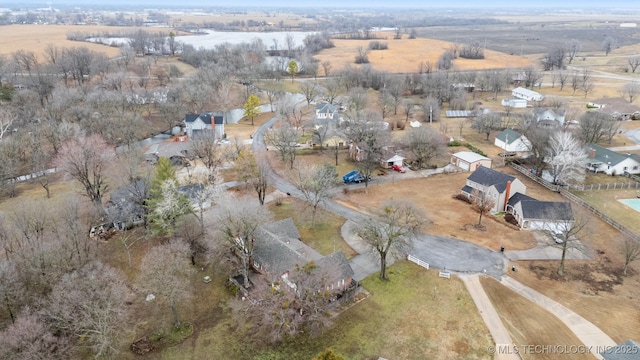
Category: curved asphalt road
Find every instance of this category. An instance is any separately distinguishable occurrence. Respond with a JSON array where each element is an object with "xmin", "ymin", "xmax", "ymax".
[{"xmin": 252, "ymin": 115, "xmax": 507, "ymax": 279}]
